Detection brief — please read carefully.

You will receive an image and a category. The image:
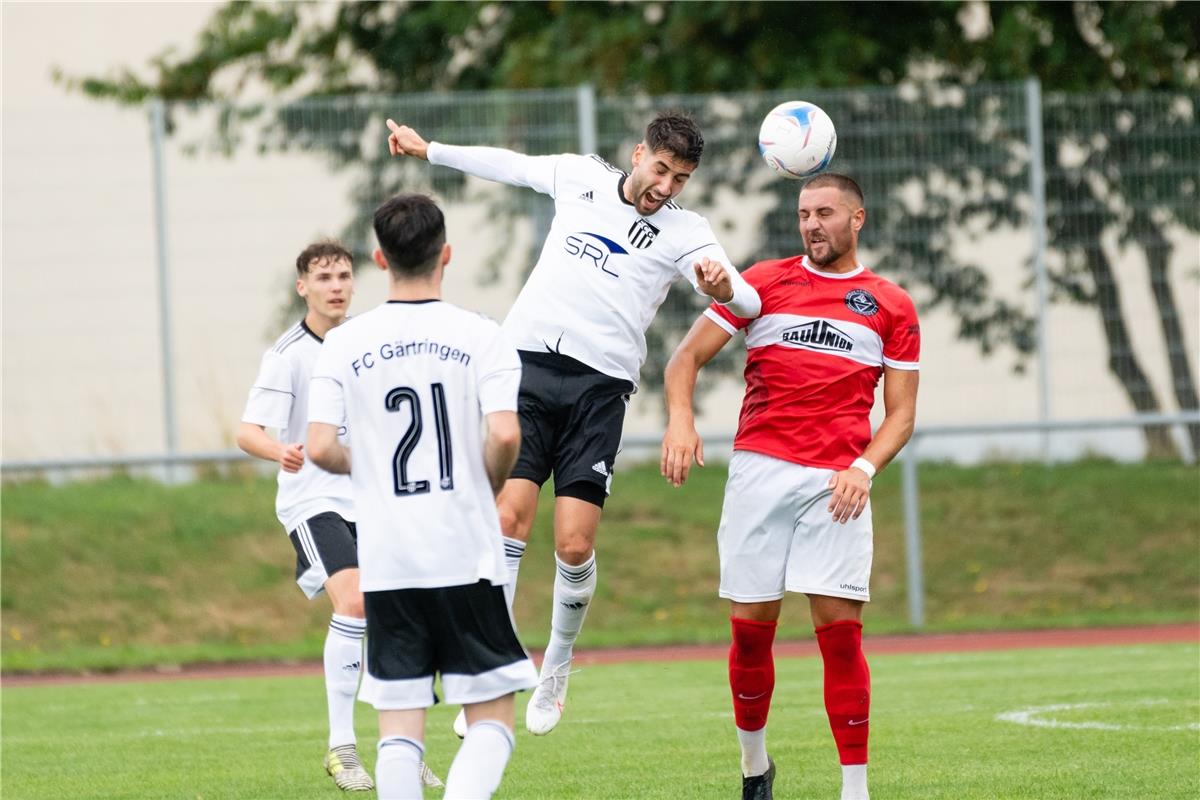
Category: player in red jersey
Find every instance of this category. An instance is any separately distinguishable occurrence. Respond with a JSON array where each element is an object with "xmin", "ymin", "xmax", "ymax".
[{"xmin": 661, "ymin": 173, "xmax": 919, "ymax": 800}]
